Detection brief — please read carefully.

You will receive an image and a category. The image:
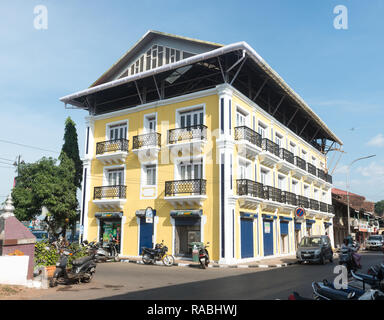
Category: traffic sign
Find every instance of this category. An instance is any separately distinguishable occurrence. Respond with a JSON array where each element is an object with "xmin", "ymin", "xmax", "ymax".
[{"xmin": 295, "ymin": 207, "xmax": 305, "ymax": 218}]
